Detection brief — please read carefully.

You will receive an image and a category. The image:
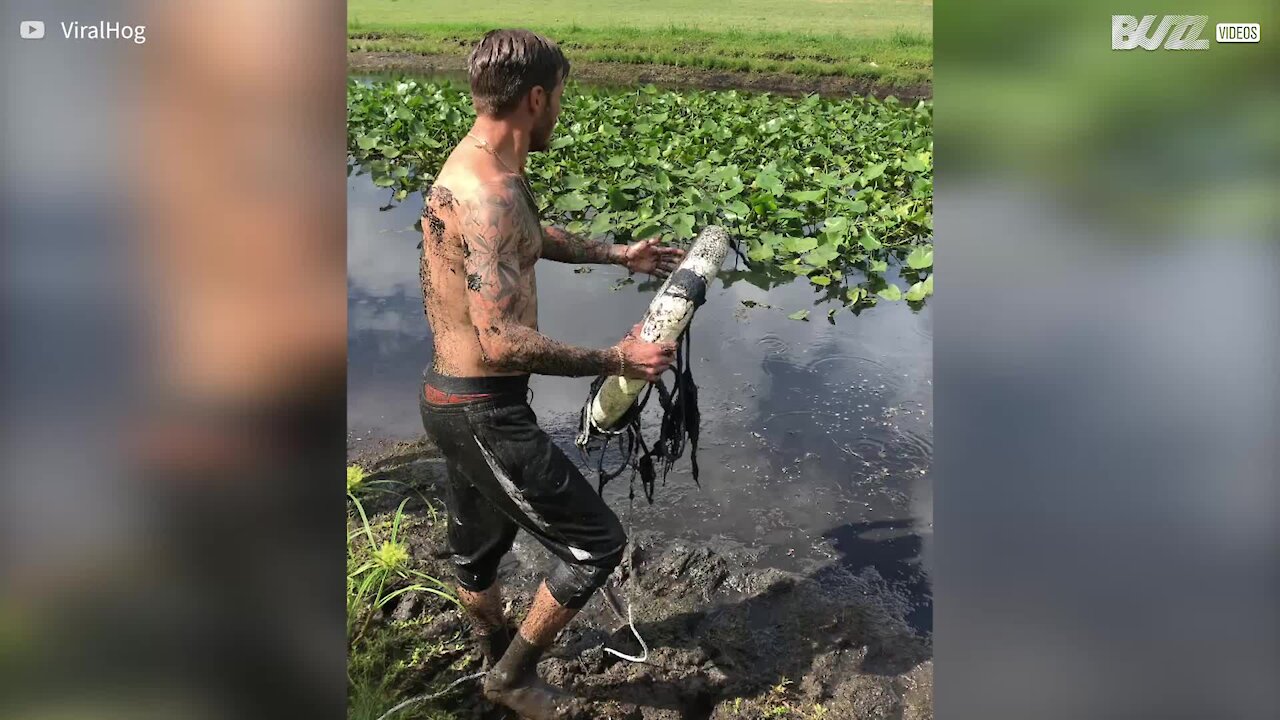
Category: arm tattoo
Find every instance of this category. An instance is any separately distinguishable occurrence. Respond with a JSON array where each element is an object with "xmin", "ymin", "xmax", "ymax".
[
  {"xmin": 540, "ymin": 225, "xmax": 623, "ymax": 265},
  {"xmin": 463, "ymin": 182, "xmax": 615, "ymax": 377}
]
